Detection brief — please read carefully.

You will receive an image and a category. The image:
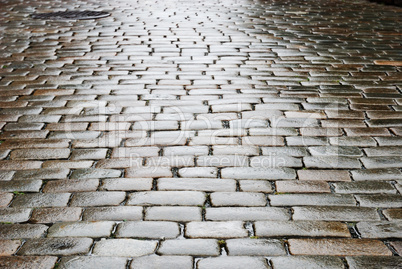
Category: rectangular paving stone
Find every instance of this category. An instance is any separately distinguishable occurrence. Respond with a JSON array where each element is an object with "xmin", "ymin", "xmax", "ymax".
[
  {"xmin": 30, "ymin": 207, "xmax": 82, "ymax": 223},
  {"xmin": 13, "ymin": 168, "xmax": 69, "ymax": 180},
  {"xmin": 82, "ymin": 206, "xmax": 143, "ymax": 221},
  {"xmin": 185, "ymin": 221, "xmax": 248, "ymax": 239},
  {"xmin": 0, "ymin": 139, "xmax": 69, "ymax": 149},
  {"xmin": 117, "ymin": 221, "xmax": 179, "ymax": 239},
  {"xmin": 333, "ymin": 181, "xmax": 396, "ymax": 194},
  {"xmin": 59, "ymin": 257, "xmax": 128, "ymax": 269},
  {"xmin": 0, "ymin": 239, "xmax": 21, "ymax": 256},
  {"xmin": 356, "ymin": 221, "xmax": 402, "ymax": 239},
  {"xmin": 70, "ymin": 168, "xmax": 122, "ymax": 179},
  {"xmin": 351, "ymin": 168, "xmax": 402, "ymax": 181},
  {"xmin": 210, "ymin": 192, "xmax": 267, "ymax": 207},
  {"xmin": 355, "ymin": 194, "xmax": 402, "ymax": 208},
  {"xmin": 0, "ymin": 208, "xmax": 32, "ymax": 223},
  {"xmin": 292, "ymin": 206, "xmax": 381, "ymax": 221},
  {"xmin": 100, "ymin": 178, "xmax": 153, "ymax": 191},
  {"xmin": 197, "ymin": 257, "xmax": 268, "ymax": 269},
  {"xmin": 276, "ymin": 180, "xmax": 330, "ymax": 193},
  {"xmin": 255, "ymin": 221, "xmax": 350, "ymax": 237},
  {"xmin": 178, "ymin": 167, "xmax": 218, "ymax": 178},
  {"xmin": 363, "ymin": 147, "xmax": 401, "ymax": 157},
  {"xmin": 157, "ymin": 178, "xmax": 236, "ymax": 192},
  {"xmin": 250, "ymin": 155, "xmax": 302, "ymax": 168},
  {"xmin": 226, "ymin": 239, "xmax": 286, "ymax": 256},
  {"xmin": 157, "ymin": 239, "xmax": 219, "ymax": 256},
  {"xmin": 0, "ymin": 161, "xmax": 42, "ymax": 170},
  {"xmin": 303, "ymin": 156, "xmax": 361, "ymax": 169},
  {"xmin": 221, "ymin": 167, "xmax": 296, "ymax": 180},
  {"xmin": 205, "ymin": 207, "xmax": 290, "ymax": 221},
  {"xmin": 361, "ymin": 157, "xmax": 402, "ymax": 169},
  {"xmin": 130, "ymin": 256, "xmax": 193, "ymax": 269},
  {"xmin": 126, "ymin": 167, "xmax": 172, "ymax": 178},
  {"xmin": 93, "ymin": 239, "xmax": 157, "ymax": 257},
  {"xmin": 112, "ymin": 147, "xmax": 160, "ymax": 158},
  {"xmin": 269, "ymin": 194, "xmax": 356, "ymax": 206},
  {"xmin": 145, "ymin": 206, "xmax": 202, "ymax": 221},
  {"xmin": 18, "ymin": 238, "xmax": 93, "ymax": 256},
  {"xmin": 270, "ymin": 256, "xmax": 345, "ymax": 269},
  {"xmin": 127, "ymin": 191, "xmax": 205, "ymax": 206},
  {"xmin": 69, "ymin": 192, "xmax": 126, "ymax": 207},
  {"xmin": 0, "ymin": 180, "xmax": 42, "ymax": 192},
  {"xmin": 10, "ymin": 148, "xmax": 70, "ymax": 160},
  {"xmin": 239, "ymin": 180, "xmax": 273, "ymax": 193},
  {"xmin": 43, "ymin": 179, "xmax": 99, "ymax": 193},
  {"xmin": 11, "ymin": 193, "xmax": 71, "ymax": 208},
  {"xmin": 47, "ymin": 221, "xmax": 115, "ymax": 238},
  {"xmin": 288, "ymin": 238, "xmax": 392, "ymax": 256},
  {"xmin": 0, "ymin": 257, "xmax": 58, "ymax": 269},
  {"xmin": 375, "ymin": 137, "xmax": 402, "ymax": 146},
  {"xmin": 346, "ymin": 256, "xmax": 402, "ymax": 269},
  {"xmin": 0, "ymin": 224, "xmax": 48, "ymax": 239}
]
